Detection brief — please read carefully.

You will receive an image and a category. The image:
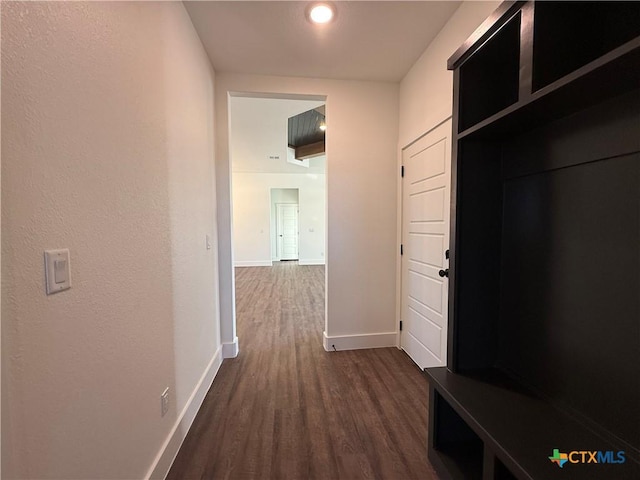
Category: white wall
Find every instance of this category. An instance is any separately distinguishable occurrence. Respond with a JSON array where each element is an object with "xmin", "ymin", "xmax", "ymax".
[
  {"xmin": 399, "ymin": 1, "xmax": 500, "ymax": 148},
  {"xmin": 233, "ymin": 173, "xmax": 326, "ymax": 266},
  {"xmin": 216, "ymin": 74, "xmax": 399, "ymax": 351},
  {"xmin": 1, "ymin": 2, "xmax": 220, "ymax": 479}
]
